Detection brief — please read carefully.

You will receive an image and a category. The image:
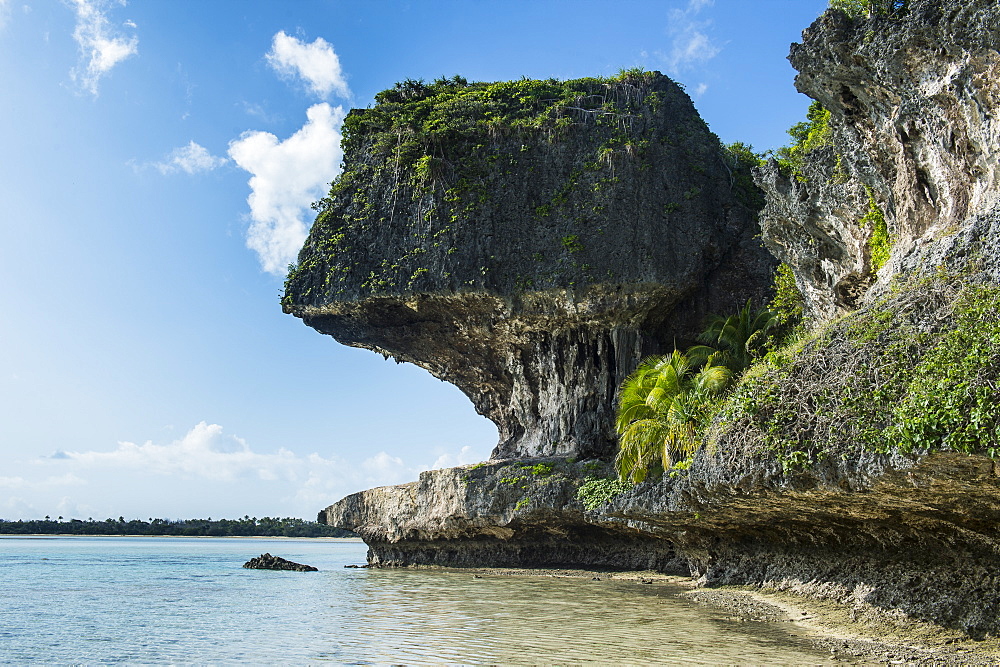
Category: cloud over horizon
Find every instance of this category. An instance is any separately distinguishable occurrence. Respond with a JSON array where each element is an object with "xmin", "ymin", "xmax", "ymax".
[
  {"xmin": 266, "ymin": 31, "xmax": 349, "ymax": 100},
  {"xmin": 228, "ymin": 102, "xmax": 345, "ymax": 274},
  {"xmin": 69, "ymin": 0, "xmax": 138, "ymax": 95},
  {"xmin": 4, "ymin": 421, "xmax": 480, "ymax": 520}
]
